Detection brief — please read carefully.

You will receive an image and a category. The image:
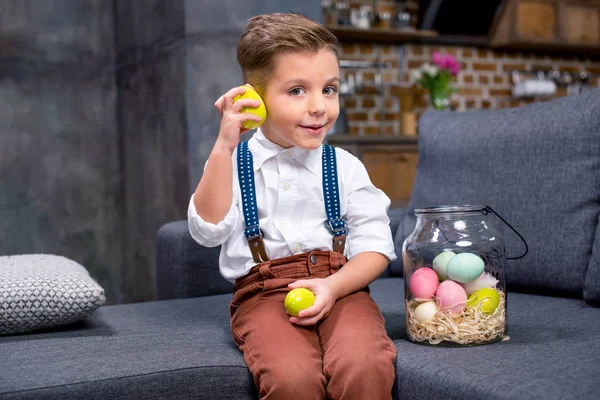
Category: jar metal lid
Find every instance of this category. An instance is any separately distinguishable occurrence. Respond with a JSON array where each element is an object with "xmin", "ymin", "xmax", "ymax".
[{"xmin": 414, "ymin": 205, "xmax": 486, "ymax": 215}]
